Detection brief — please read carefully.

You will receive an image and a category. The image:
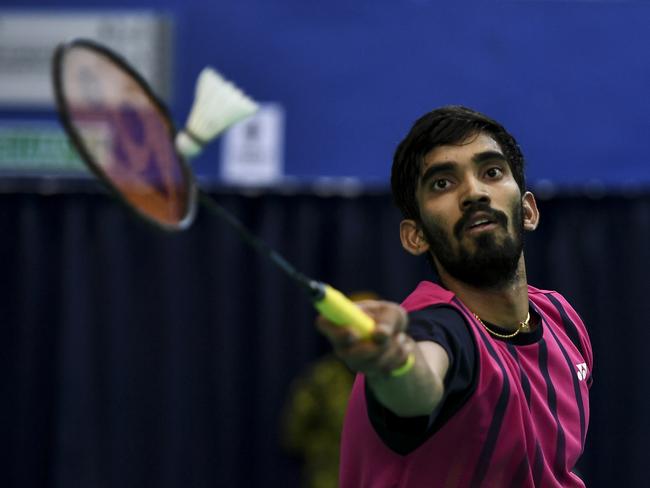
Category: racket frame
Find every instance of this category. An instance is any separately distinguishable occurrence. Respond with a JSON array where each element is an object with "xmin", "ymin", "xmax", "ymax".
[
  {"xmin": 51, "ymin": 38, "xmax": 199, "ymax": 232},
  {"xmin": 49, "ymin": 40, "xmax": 412, "ymax": 373}
]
